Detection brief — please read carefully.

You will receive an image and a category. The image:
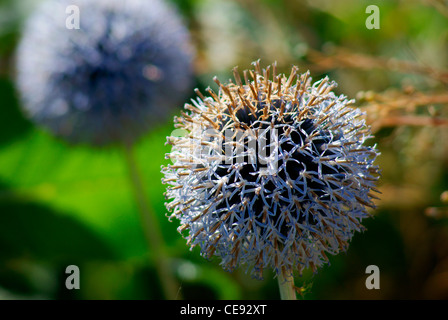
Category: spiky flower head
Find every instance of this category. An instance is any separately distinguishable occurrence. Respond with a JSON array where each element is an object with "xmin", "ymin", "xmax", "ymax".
[
  {"xmin": 162, "ymin": 61, "xmax": 380, "ymax": 279},
  {"xmin": 16, "ymin": 0, "xmax": 194, "ymax": 145}
]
